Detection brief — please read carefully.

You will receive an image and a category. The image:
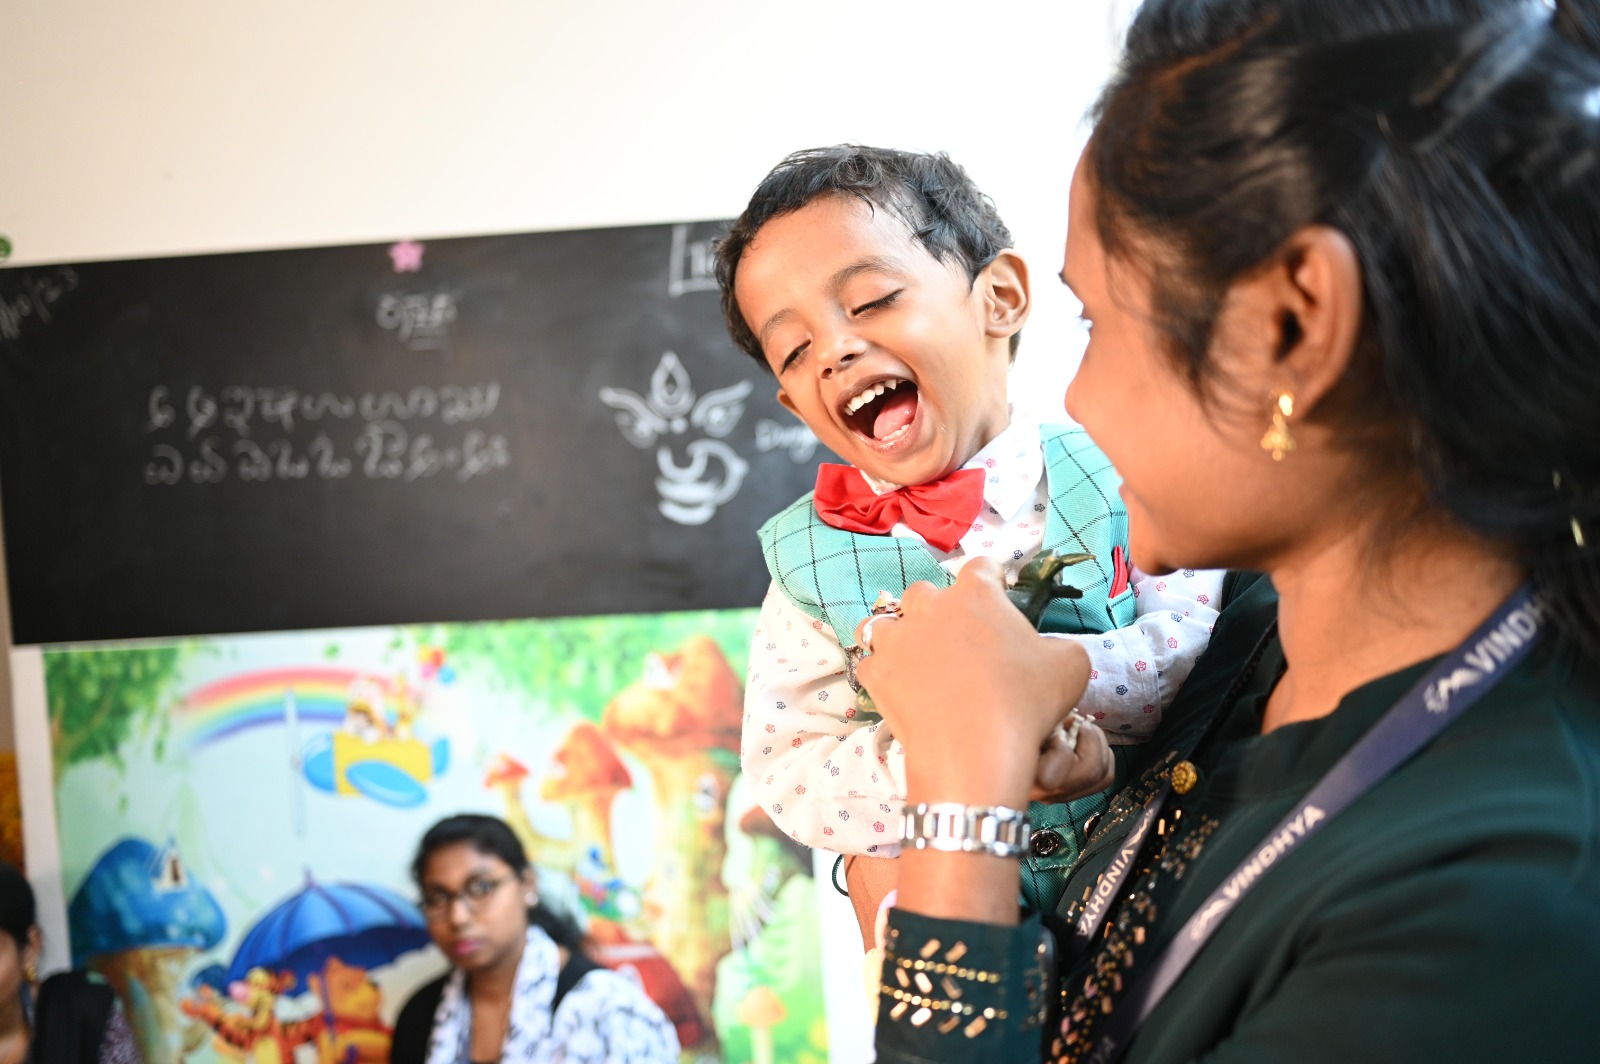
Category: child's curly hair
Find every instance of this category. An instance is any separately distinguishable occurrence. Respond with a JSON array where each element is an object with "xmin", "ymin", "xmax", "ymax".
[{"xmin": 715, "ymin": 145, "xmax": 1019, "ymax": 370}]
